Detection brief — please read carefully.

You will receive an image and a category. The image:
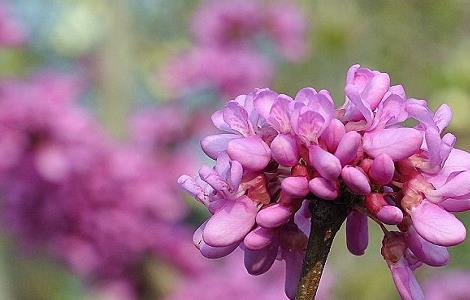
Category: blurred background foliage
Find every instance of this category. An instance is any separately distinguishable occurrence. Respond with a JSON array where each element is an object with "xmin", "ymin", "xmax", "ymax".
[{"xmin": 1, "ymin": 0, "xmax": 470, "ymax": 299}]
